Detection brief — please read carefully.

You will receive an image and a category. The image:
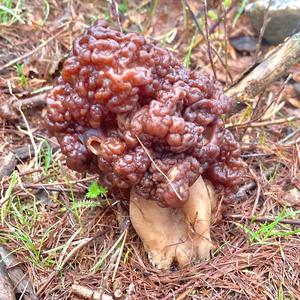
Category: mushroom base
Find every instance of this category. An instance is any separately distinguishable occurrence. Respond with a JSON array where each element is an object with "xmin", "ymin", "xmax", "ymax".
[{"xmin": 129, "ymin": 176, "xmax": 216, "ymax": 269}]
